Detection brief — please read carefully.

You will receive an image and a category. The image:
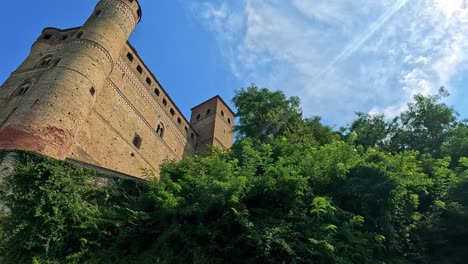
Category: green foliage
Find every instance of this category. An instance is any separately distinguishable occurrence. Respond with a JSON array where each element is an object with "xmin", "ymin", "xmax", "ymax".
[
  {"xmin": 348, "ymin": 112, "xmax": 389, "ymax": 148},
  {"xmin": 232, "ymin": 85, "xmax": 302, "ymax": 143},
  {"xmin": 389, "ymin": 88, "xmax": 458, "ymax": 157},
  {"xmin": 0, "ymin": 151, "xmax": 148, "ymax": 264},
  {"xmin": 1, "ymin": 87, "xmax": 467, "ymax": 263}
]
